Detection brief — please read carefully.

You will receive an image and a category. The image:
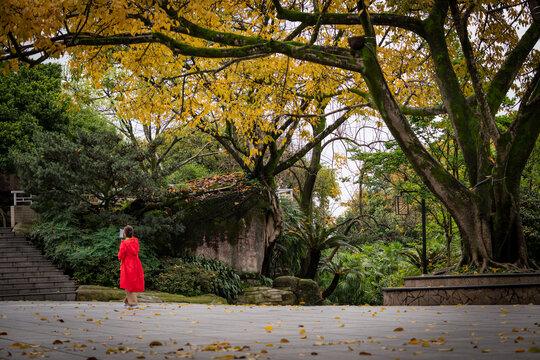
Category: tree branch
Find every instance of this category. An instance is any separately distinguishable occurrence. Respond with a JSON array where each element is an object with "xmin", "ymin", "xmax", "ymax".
[
  {"xmin": 274, "ymin": 105, "xmax": 366, "ymax": 174},
  {"xmin": 486, "ymin": 23, "xmax": 539, "ymax": 114},
  {"xmin": 450, "ymin": 0, "xmax": 500, "ymax": 141}
]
